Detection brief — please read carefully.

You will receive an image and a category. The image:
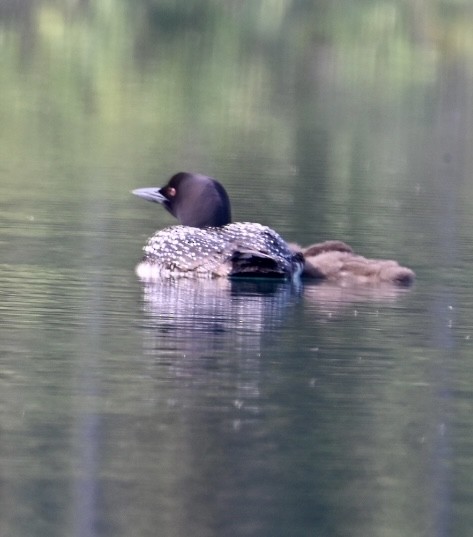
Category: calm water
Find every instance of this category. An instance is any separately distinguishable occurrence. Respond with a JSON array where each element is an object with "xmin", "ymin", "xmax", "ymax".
[{"xmin": 1, "ymin": 1, "xmax": 473, "ymax": 536}]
